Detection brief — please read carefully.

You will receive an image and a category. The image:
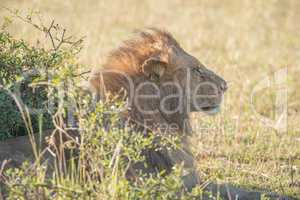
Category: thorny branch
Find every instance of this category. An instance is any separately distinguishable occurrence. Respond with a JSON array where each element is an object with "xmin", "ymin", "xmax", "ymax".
[
  {"xmin": 2, "ymin": 7, "xmax": 85, "ymax": 51},
  {"xmin": 1, "ymin": 7, "xmax": 91, "ymax": 78}
]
